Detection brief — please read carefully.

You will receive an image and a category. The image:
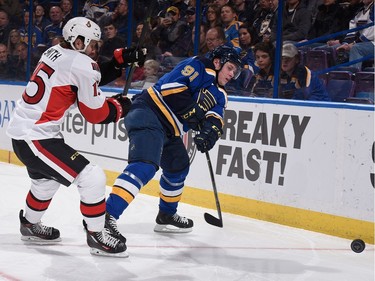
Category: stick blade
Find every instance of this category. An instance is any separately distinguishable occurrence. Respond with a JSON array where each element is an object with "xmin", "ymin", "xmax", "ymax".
[{"xmin": 204, "ymin": 213, "xmax": 223, "ymax": 228}]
